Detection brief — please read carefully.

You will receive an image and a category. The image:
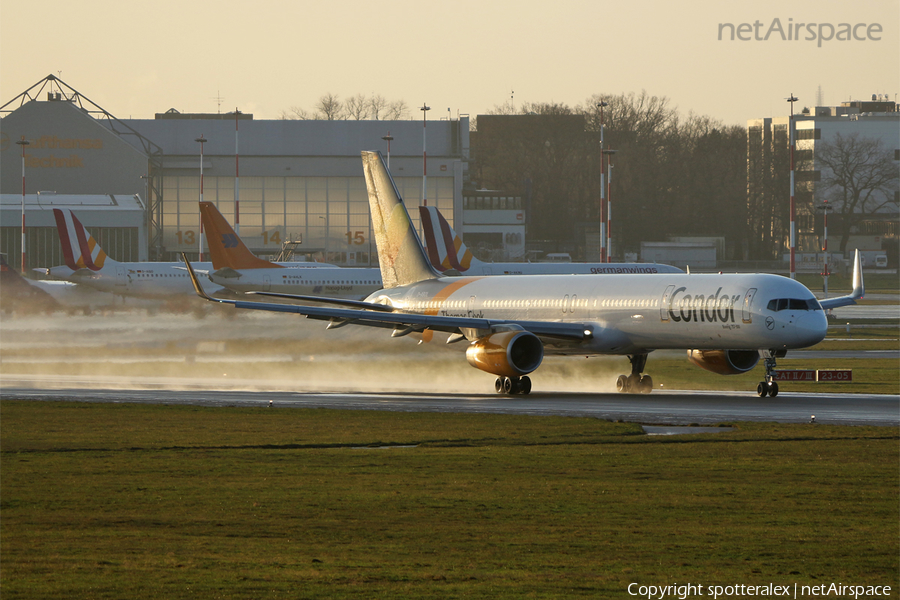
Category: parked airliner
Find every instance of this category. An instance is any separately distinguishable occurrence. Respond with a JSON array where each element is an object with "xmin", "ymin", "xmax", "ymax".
[
  {"xmin": 419, "ymin": 205, "xmax": 683, "ymax": 275},
  {"xmin": 42, "ymin": 209, "xmax": 226, "ymax": 297},
  {"xmin": 200, "ymin": 201, "xmax": 382, "ymax": 300},
  {"xmin": 183, "ymin": 151, "xmax": 864, "ymax": 397}
]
